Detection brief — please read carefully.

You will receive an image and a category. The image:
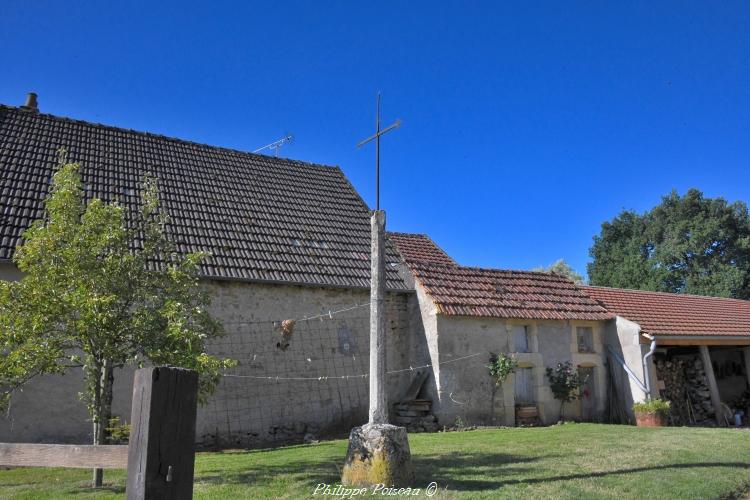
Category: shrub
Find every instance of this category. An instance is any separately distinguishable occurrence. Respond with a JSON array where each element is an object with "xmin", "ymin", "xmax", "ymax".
[
  {"xmin": 633, "ymin": 398, "xmax": 671, "ymax": 415},
  {"xmin": 106, "ymin": 416, "xmax": 131, "ymax": 444},
  {"xmin": 545, "ymin": 361, "xmax": 585, "ymax": 420},
  {"xmin": 487, "ymin": 353, "xmax": 518, "ymax": 386}
]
